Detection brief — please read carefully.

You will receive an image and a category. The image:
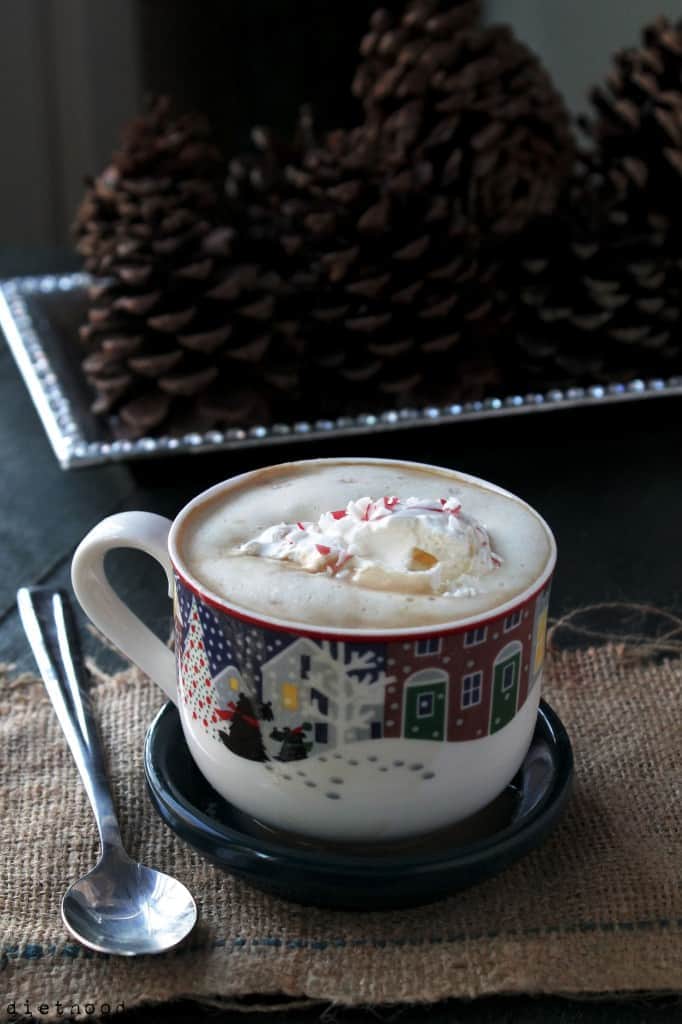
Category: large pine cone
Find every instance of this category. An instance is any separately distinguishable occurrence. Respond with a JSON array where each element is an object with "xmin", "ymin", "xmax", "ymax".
[
  {"xmin": 514, "ymin": 16, "xmax": 682, "ymax": 389},
  {"xmin": 74, "ymin": 97, "xmax": 224, "ymax": 275},
  {"xmin": 353, "ymin": 7, "xmax": 574, "ymax": 238},
  {"xmin": 513, "ymin": 182, "xmax": 682, "ymax": 387},
  {"xmin": 582, "ymin": 16, "xmax": 682, "ymax": 224},
  {"xmin": 268, "ymin": 124, "xmax": 507, "ymax": 413},
  {"xmin": 353, "ymin": 0, "xmax": 481, "ymax": 108},
  {"xmin": 74, "ymin": 98, "xmax": 273, "ymax": 438},
  {"xmin": 222, "ymin": 114, "xmax": 319, "ymax": 404}
]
